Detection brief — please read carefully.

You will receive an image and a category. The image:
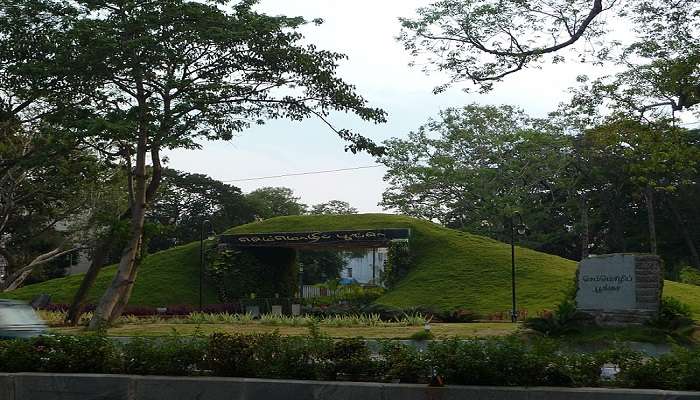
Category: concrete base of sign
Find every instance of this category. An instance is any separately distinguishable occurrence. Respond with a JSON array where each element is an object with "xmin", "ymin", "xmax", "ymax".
[
  {"xmin": 270, "ymin": 305, "xmax": 283, "ymax": 315},
  {"xmin": 576, "ymin": 254, "xmax": 663, "ymax": 326}
]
